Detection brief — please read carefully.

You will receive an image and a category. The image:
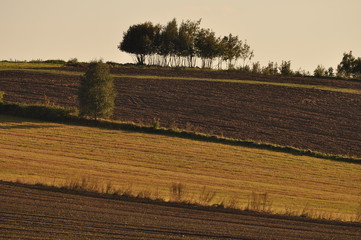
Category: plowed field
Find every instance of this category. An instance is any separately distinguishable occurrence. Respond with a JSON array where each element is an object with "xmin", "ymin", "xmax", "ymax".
[
  {"xmin": 1, "ymin": 181, "xmax": 360, "ymax": 240},
  {"xmin": 0, "ymin": 67, "xmax": 360, "ymax": 157}
]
